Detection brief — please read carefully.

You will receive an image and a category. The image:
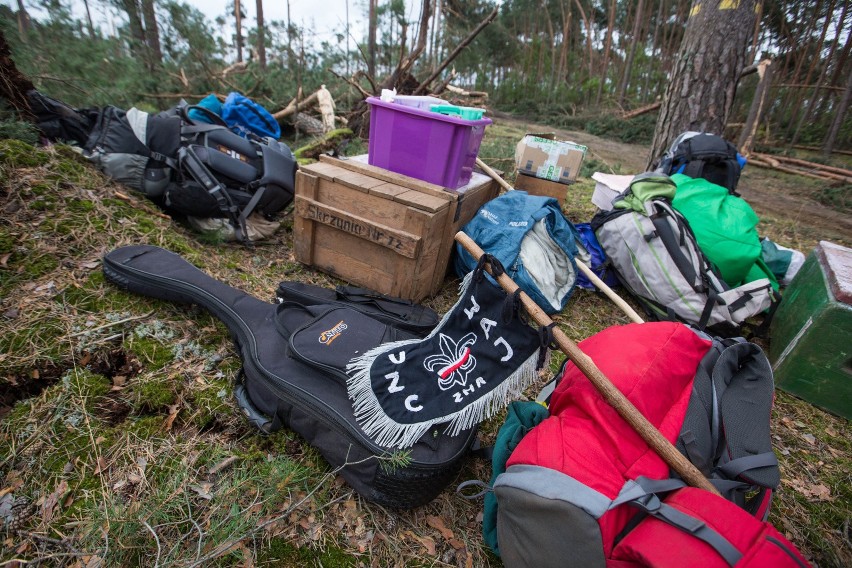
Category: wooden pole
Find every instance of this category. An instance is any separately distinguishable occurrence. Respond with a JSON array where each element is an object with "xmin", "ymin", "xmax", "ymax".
[
  {"xmin": 574, "ymin": 262, "xmax": 644, "ymax": 325},
  {"xmin": 455, "ymin": 231, "xmax": 721, "ymax": 496},
  {"xmin": 474, "ymin": 158, "xmax": 645, "ymax": 325}
]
